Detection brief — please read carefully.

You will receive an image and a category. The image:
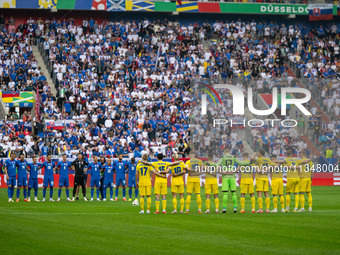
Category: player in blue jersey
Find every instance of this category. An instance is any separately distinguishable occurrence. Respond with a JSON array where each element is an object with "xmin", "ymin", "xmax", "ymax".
[
  {"xmin": 4, "ymin": 153, "xmax": 17, "ymax": 202},
  {"xmin": 113, "ymin": 154, "xmax": 128, "ymax": 201},
  {"xmin": 127, "ymin": 157, "xmax": 138, "ymax": 202},
  {"xmin": 40, "ymin": 155, "xmax": 55, "ymax": 202},
  {"xmin": 55, "ymin": 154, "xmax": 72, "ymax": 201},
  {"xmin": 102, "ymin": 158, "xmax": 114, "ymax": 201},
  {"xmin": 27, "ymin": 156, "xmax": 40, "ymax": 202},
  {"xmin": 16, "ymin": 153, "xmax": 29, "ymax": 202},
  {"xmin": 88, "ymin": 155, "xmax": 102, "ymax": 201},
  {"xmin": 99, "ymin": 156, "xmax": 106, "ymax": 200}
]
